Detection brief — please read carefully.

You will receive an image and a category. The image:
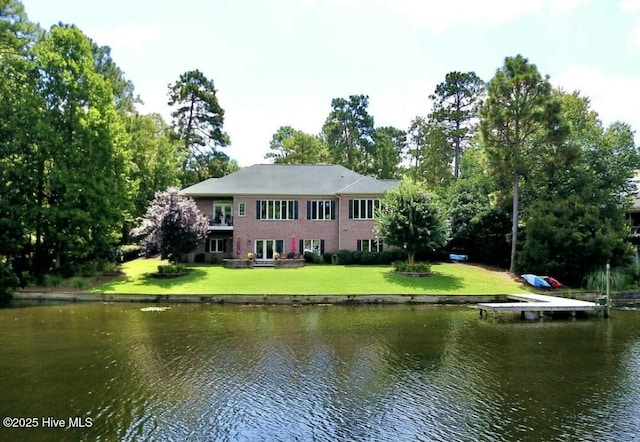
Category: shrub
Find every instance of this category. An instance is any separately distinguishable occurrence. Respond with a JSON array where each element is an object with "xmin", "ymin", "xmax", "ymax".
[
  {"xmin": 157, "ymin": 264, "xmax": 188, "ymax": 274},
  {"xmin": 71, "ymin": 277, "xmax": 89, "ymax": 290},
  {"xmin": 0, "ymin": 262, "xmax": 18, "ymax": 300},
  {"xmin": 43, "ymin": 274, "xmax": 62, "ymax": 287},
  {"xmin": 584, "ymin": 267, "xmax": 630, "ymax": 291},
  {"xmin": 380, "ymin": 249, "xmax": 408, "ymax": 264},
  {"xmin": 336, "ymin": 249, "xmax": 354, "ymax": 265},
  {"xmin": 322, "ymin": 252, "xmax": 334, "ymax": 264},
  {"xmin": 303, "ymin": 252, "xmax": 322, "ymax": 264},
  {"xmin": 194, "ymin": 253, "xmax": 206, "ymax": 263},
  {"xmin": 360, "ymin": 251, "xmax": 379, "ymax": 265},
  {"xmin": 392, "ymin": 261, "xmax": 431, "ymax": 274}
]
